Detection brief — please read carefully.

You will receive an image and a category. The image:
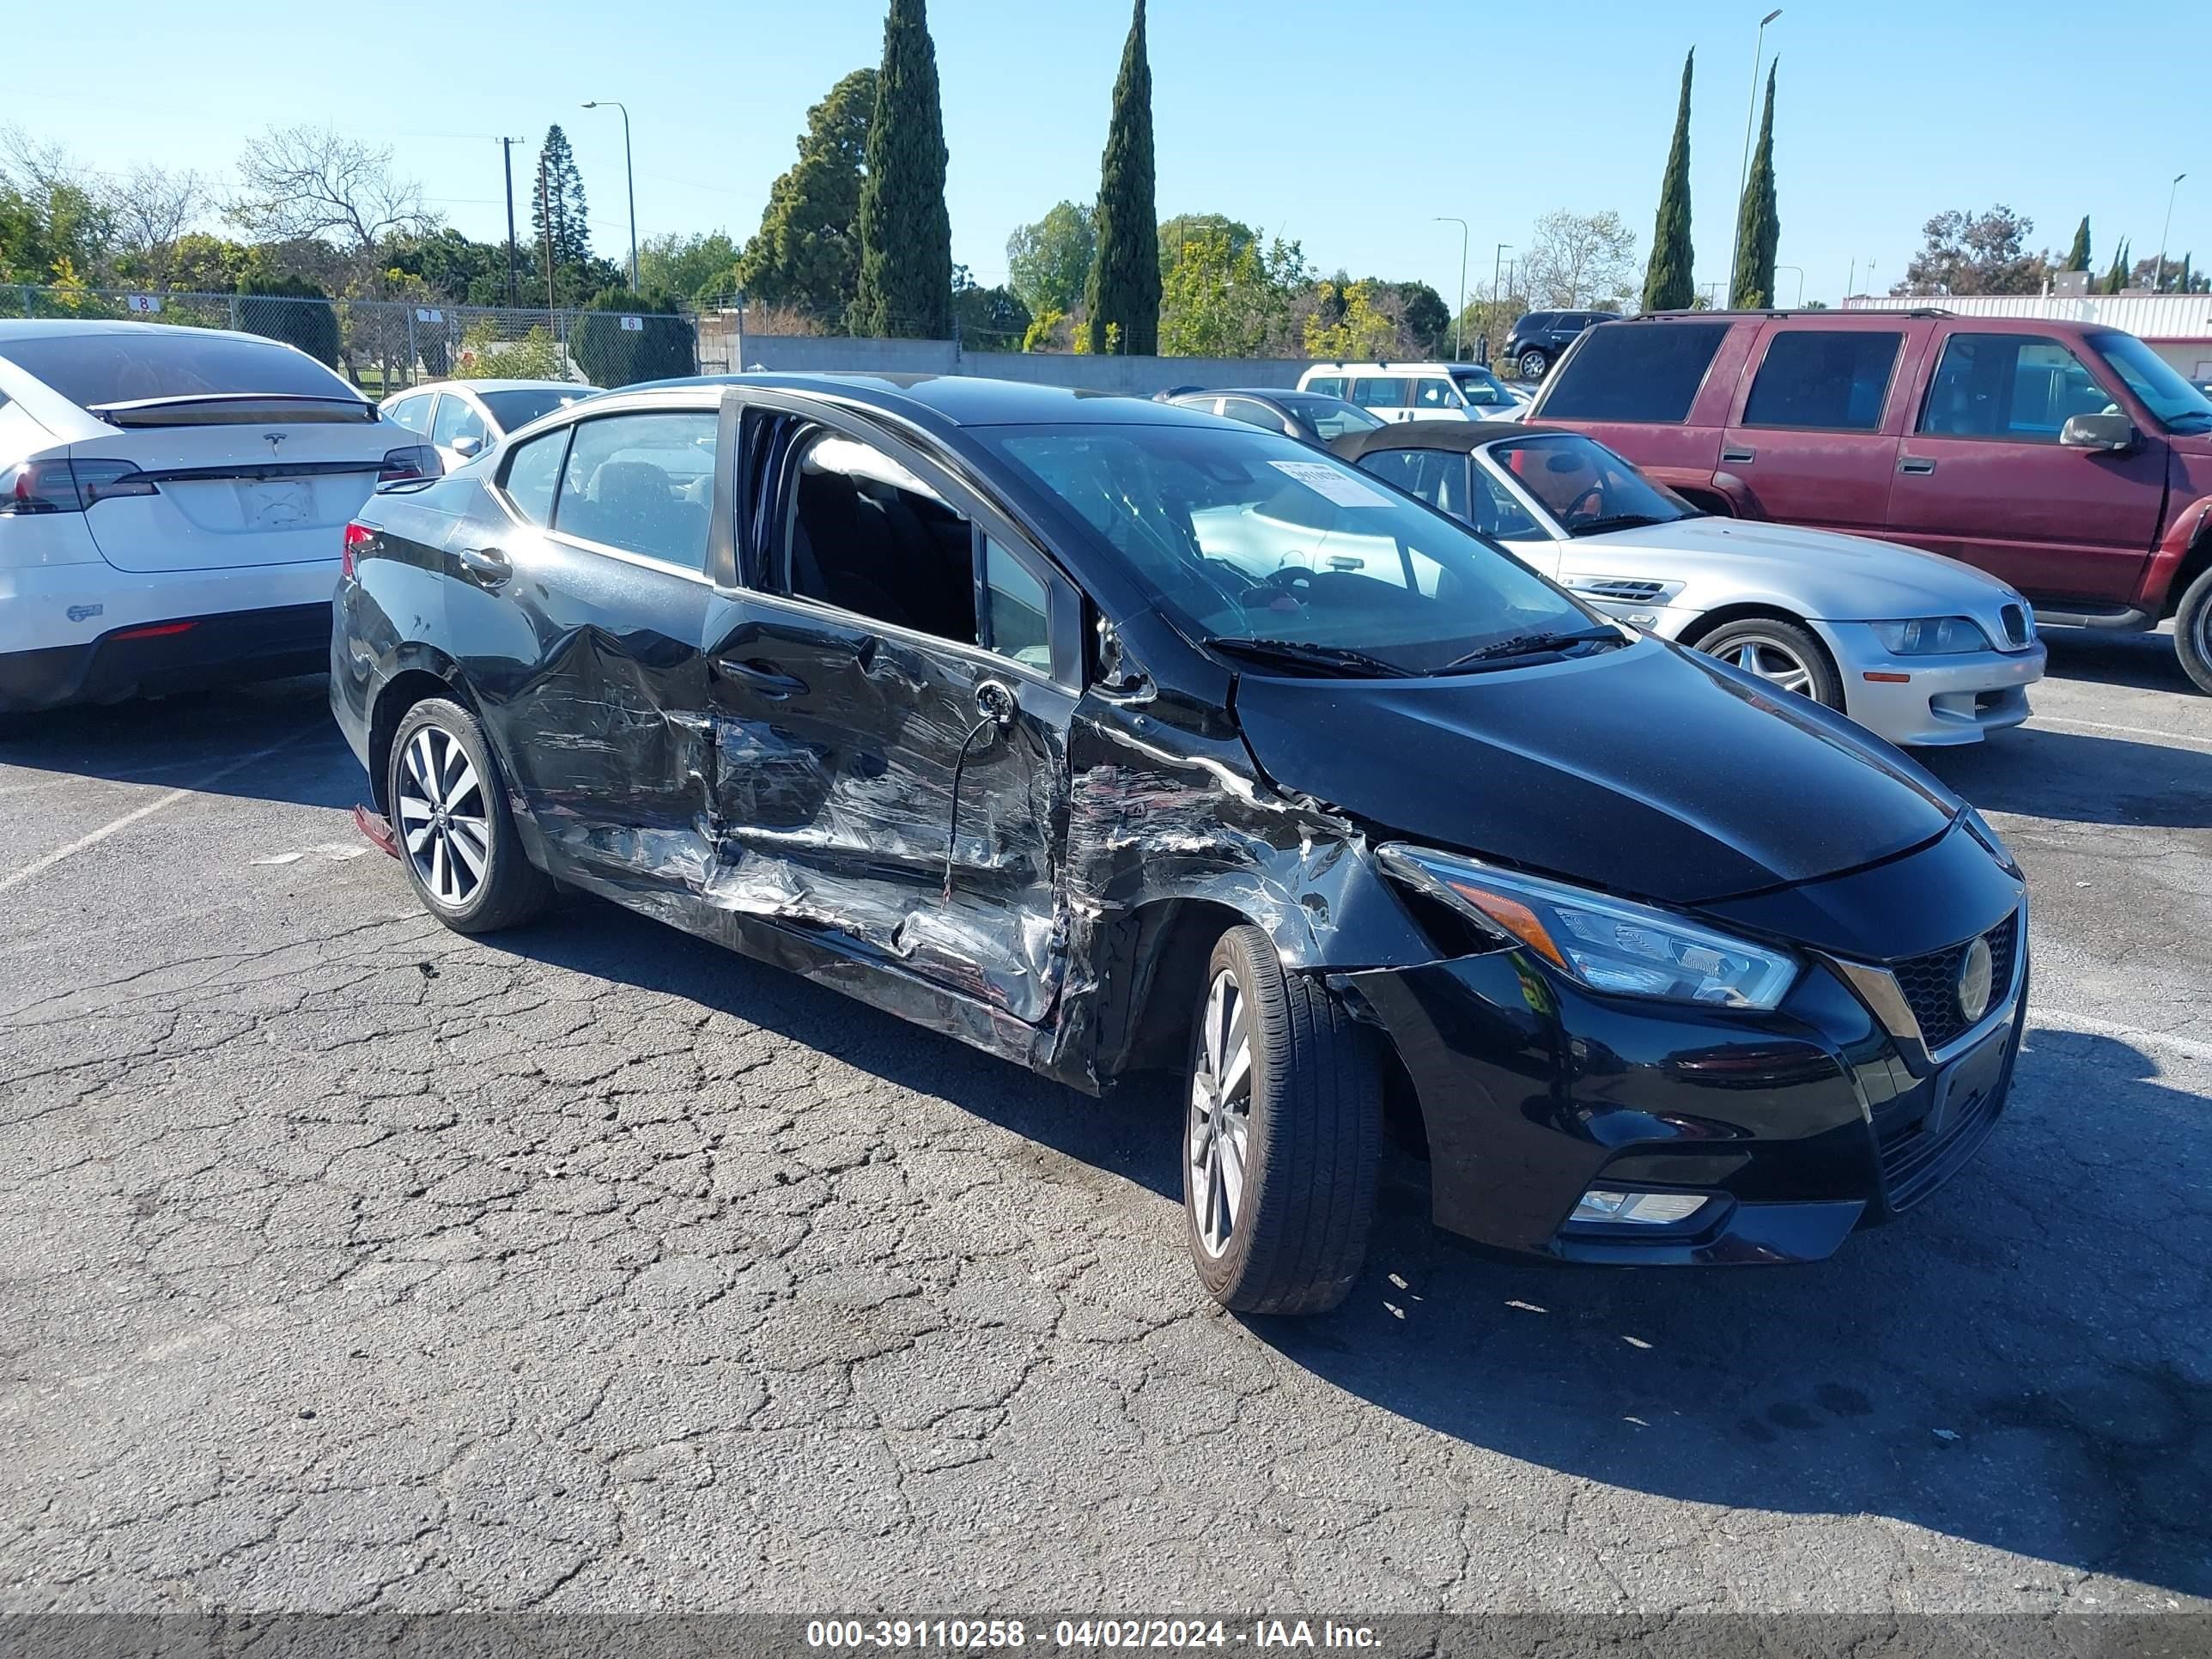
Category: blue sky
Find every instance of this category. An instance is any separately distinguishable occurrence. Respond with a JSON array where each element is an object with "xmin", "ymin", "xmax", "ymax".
[{"xmin": 13, "ymin": 0, "xmax": 2209, "ymax": 310}]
